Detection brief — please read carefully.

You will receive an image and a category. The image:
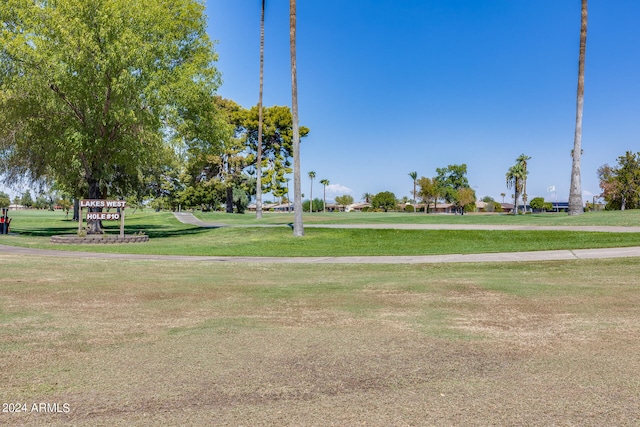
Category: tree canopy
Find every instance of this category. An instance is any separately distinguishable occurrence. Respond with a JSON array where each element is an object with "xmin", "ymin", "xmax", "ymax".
[
  {"xmin": 334, "ymin": 195, "xmax": 354, "ymax": 206},
  {"xmin": 417, "ymin": 176, "xmax": 443, "ymax": 213},
  {"xmin": 435, "ymin": 164, "xmax": 471, "ymax": 204},
  {"xmin": 0, "ymin": 0, "xmax": 221, "ymax": 230},
  {"xmin": 598, "ymin": 151, "xmax": 640, "ymax": 210},
  {"xmin": 371, "ymin": 191, "xmax": 397, "ymax": 211}
]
